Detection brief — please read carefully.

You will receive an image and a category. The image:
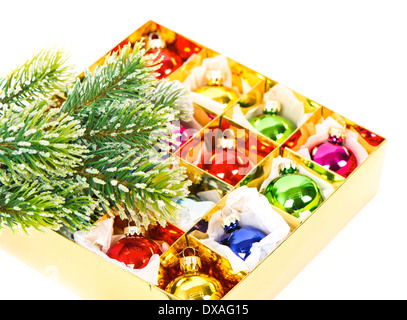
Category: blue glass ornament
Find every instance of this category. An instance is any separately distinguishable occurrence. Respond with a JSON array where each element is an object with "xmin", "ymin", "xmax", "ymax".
[{"xmin": 219, "ymin": 208, "xmax": 266, "ymax": 261}]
